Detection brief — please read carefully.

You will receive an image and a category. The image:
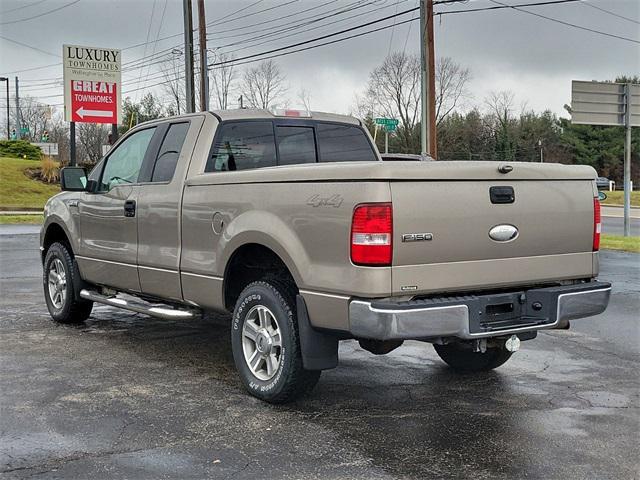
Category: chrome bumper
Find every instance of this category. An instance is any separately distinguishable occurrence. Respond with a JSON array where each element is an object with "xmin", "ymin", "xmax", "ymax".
[{"xmin": 349, "ymin": 282, "xmax": 611, "ymax": 341}]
